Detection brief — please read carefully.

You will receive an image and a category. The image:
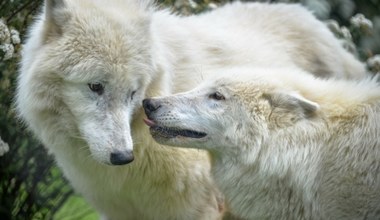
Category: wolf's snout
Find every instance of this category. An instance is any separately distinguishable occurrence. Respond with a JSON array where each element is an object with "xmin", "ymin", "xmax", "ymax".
[
  {"xmin": 110, "ymin": 150, "xmax": 134, "ymax": 165},
  {"xmin": 143, "ymin": 99, "xmax": 161, "ymax": 117}
]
